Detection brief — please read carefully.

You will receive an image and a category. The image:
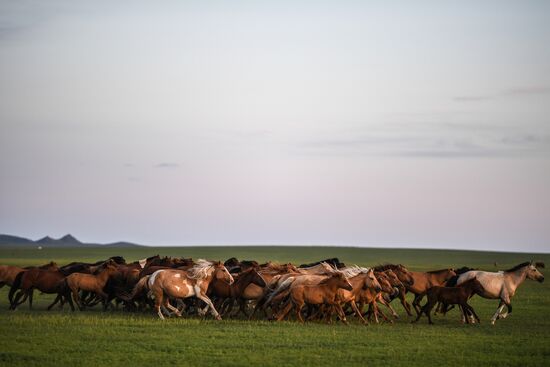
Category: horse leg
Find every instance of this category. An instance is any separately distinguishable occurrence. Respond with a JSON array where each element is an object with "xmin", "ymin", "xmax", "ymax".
[
  {"xmin": 275, "ymin": 299, "xmax": 293, "ymax": 321},
  {"xmin": 334, "ymin": 303, "xmax": 349, "ymax": 325},
  {"xmin": 412, "ymin": 294, "xmax": 423, "ymax": 315},
  {"xmin": 491, "ymin": 300, "xmax": 506, "ymax": 325},
  {"xmin": 350, "ymin": 300, "xmax": 368, "ymax": 324},
  {"xmin": 195, "ymin": 292, "xmax": 221, "ymax": 320},
  {"xmin": 11, "ymin": 290, "xmax": 27, "ymax": 310},
  {"xmin": 378, "ymin": 297, "xmax": 399, "ymax": 319},
  {"xmin": 295, "ymin": 302, "xmax": 305, "ymax": 323},
  {"xmin": 47, "ymin": 294, "xmax": 62, "ymax": 310},
  {"xmin": 464, "ymin": 303, "xmax": 480, "ymax": 323}
]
